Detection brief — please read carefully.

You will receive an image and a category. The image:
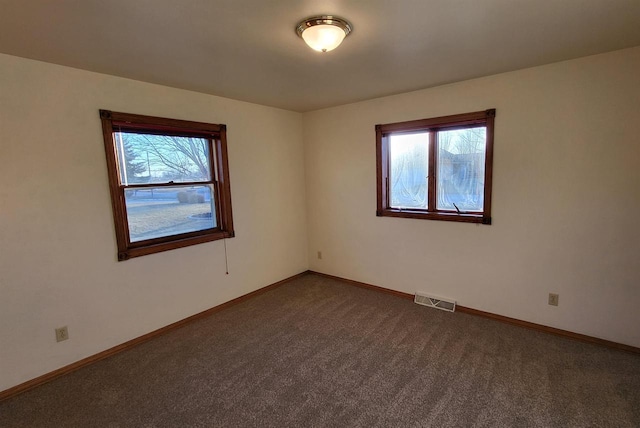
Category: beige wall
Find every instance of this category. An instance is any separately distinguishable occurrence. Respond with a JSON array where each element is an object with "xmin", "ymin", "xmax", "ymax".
[
  {"xmin": 0, "ymin": 54, "xmax": 308, "ymax": 391},
  {"xmin": 304, "ymin": 47, "xmax": 640, "ymax": 348},
  {"xmin": 2, "ymin": 46, "xmax": 640, "ymax": 392}
]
